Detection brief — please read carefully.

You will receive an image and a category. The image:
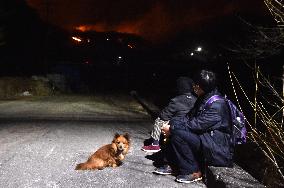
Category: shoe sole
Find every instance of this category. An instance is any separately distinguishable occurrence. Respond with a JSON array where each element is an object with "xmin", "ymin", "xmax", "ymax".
[
  {"xmin": 141, "ymin": 148, "xmax": 161, "ymax": 152},
  {"xmin": 176, "ymin": 177, "xmax": 202, "ymax": 183},
  {"xmin": 153, "ymin": 171, "xmax": 172, "ymax": 175}
]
